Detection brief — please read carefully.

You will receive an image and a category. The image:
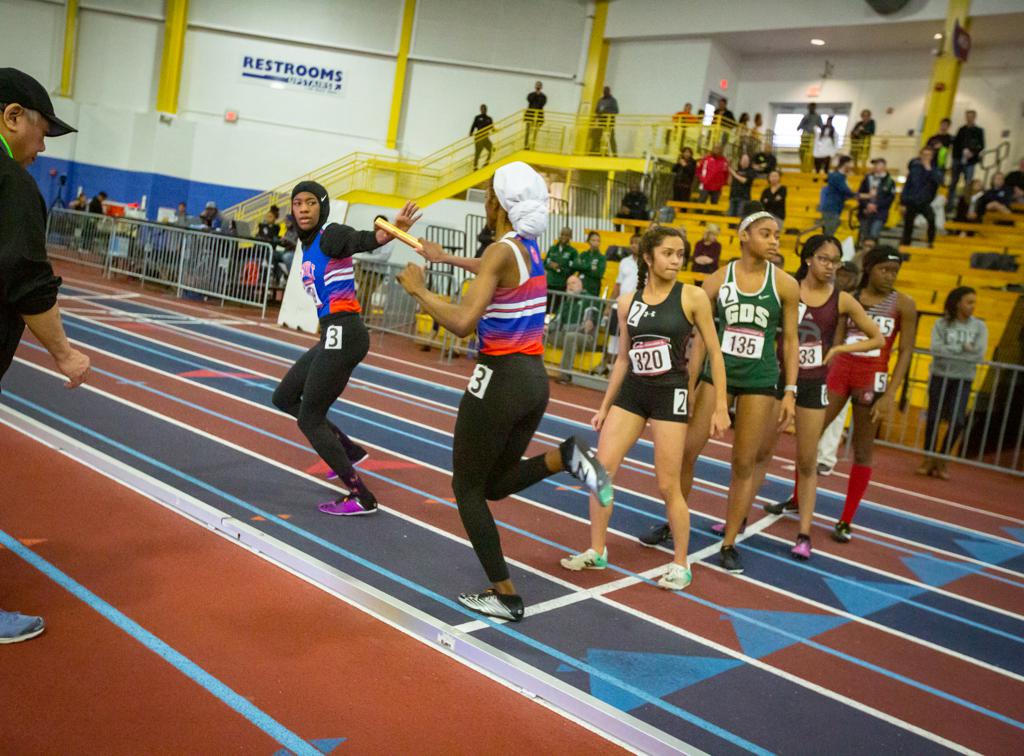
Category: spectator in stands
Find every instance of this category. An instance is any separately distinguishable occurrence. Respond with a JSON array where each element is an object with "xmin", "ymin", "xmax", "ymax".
[
  {"xmin": 715, "ymin": 98, "xmax": 735, "ymax": 123},
  {"xmin": 474, "ymin": 225, "xmax": 494, "ymax": 257},
  {"xmin": 671, "ymin": 147, "xmax": 696, "ymax": 203},
  {"xmin": 727, "ymin": 153, "xmax": 756, "ymax": 218},
  {"xmin": 819, "ymin": 155, "xmax": 856, "ymax": 237},
  {"xmin": 759, "ymin": 170, "xmax": 787, "ymax": 222},
  {"xmin": 976, "ymin": 172, "xmax": 1018, "ymax": 222},
  {"xmin": 797, "ymin": 103, "xmax": 823, "ymax": 170},
  {"xmin": 925, "ymin": 118, "xmax": 953, "ymax": 170},
  {"xmin": 280, "ymin": 214, "xmax": 298, "ymax": 252},
  {"xmin": 1005, "ymin": 157, "xmax": 1024, "ymax": 195},
  {"xmin": 172, "ymin": 201, "xmax": 188, "ymax": 225},
  {"xmin": 752, "ymin": 112, "xmax": 764, "ymax": 149},
  {"xmin": 900, "ymin": 146, "xmax": 943, "ymax": 247},
  {"xmin": 87, "ymin": 191, "xmax": 106, "ymax": 214},
  {"xmin": 595, "ymin": 86, "xmax": 619, "ymax": 156},
  {"xmin": 857, "ymin": 158, "xmax": 896, "ymax": 243},
  {"xmin": 571, "ymin": 231, "xmax": 606, "ymax": 297},
  {"xmin": 550, "ymin": 274, "xmax": 600, "ymax": 384},
  {"xmin": 696, "ymin": 144, "xmax": 730, "ymax": 205},
  {"xmin": 199, "ymin": 201, "xmax": 223, "ymax": 230},
  {"xmin": 947, "ymin": 109, "xmax": 984, "ymax": 212},
  {"xmin": 544, "ymin": 226, "xmax": 576, "ymax": 293},
  {"xmin": 849, "ymin": 109, "xmax": 875, "ymax": 168},
  {"xmin": 69, "ymin": 190, "xmax": 87, "ymax": 211},
  {"xmin": 618, "ymin": 181, "xmax": 650, "ymax": 221},
  {"xmin": 954, "ymin": 178, "xmax": 985, "ymax": 223},
  {"xmin": 257, "ymin": 204, "xmax": 282, "ymax": 243},
  {"xmin": 524, "ymin": 80, "xmax": 546, "ymax": 148},
  {"xmin": 691, "ymin": 223, "xmax": 721, "ymax": 274},
  {"xmin": 918, "ymin": 286, "xmax": 987, "ymax": 479},
  {"xmin": 812, "ymin": 116, "xmax": 838, "ymax": 174},
  {"xmin": 737, "ymin": 112, "xmax": 754, "ymax": 154},
  {"xmin": 470, "ymin": 104, "xmax": 494, "ymax": 170}
]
